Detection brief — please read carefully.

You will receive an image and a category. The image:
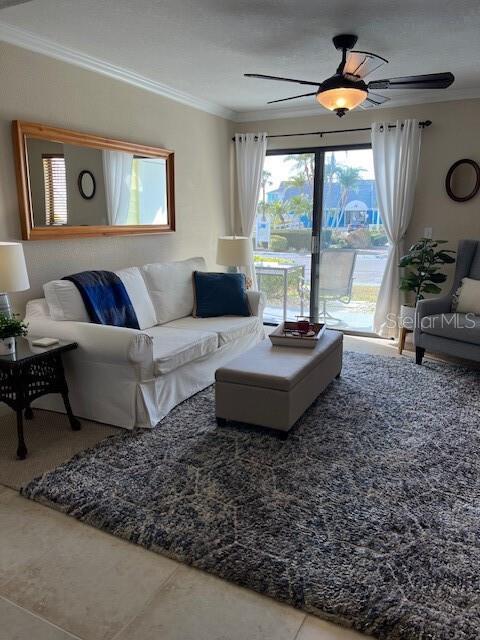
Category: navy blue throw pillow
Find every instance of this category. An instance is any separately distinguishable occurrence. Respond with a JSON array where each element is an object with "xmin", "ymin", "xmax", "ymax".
[{"xmin": 193, "ymin": 271, "xmax": 251, "ymax": 317}]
